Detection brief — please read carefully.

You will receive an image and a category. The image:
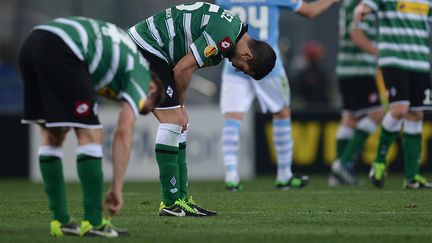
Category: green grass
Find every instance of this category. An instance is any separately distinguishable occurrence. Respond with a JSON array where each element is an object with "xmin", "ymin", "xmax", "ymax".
[{"xmin": 1, "ymin": 175, "xmax": 432, "ymax": 243}]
